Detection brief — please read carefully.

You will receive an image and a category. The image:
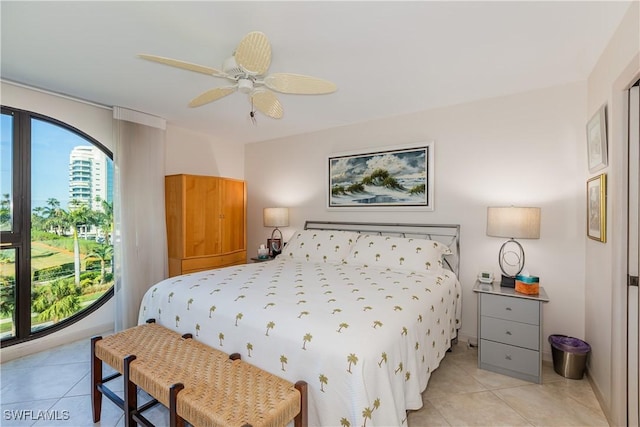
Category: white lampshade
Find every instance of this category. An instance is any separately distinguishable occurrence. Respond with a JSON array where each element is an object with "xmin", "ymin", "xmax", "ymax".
[
  {"xmin": 486, "ymin": 207, "xmax": 541, "ymax": 239},
  {"xmin": 263, "ymin": 207, "xmax": 289, "ymax": 228}
]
